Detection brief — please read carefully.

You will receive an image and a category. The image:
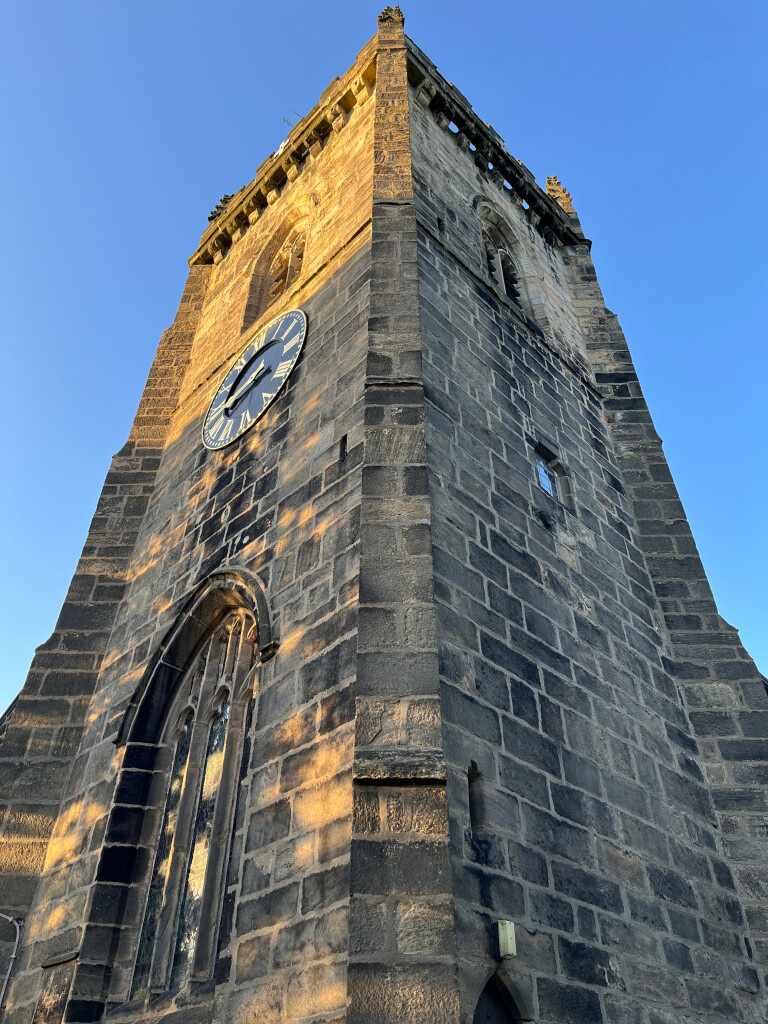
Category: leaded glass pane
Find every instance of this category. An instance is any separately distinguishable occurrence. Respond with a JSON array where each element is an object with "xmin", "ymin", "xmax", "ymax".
[
  {"xmin": 131, "ymin": 720, "xmax": 192, "ymax": 996},
  {"xmin": 536, "ymin": 454, "xmax": 556, "ymax": 497},
  {"xmin": 170, "ymin": 695, "xmax": 230, "ymax": 990}
]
